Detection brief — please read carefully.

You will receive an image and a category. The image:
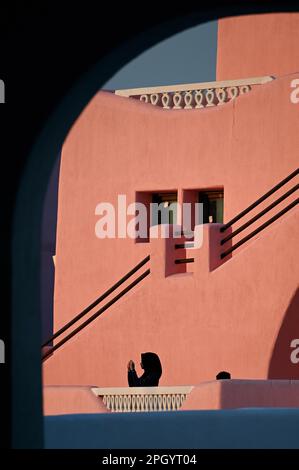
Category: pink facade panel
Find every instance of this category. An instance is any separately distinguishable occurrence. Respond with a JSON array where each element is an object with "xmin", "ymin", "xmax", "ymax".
[
  {"xmin": 181, "ymin": 380, "xmax": 299, "ymax": 410},
  {"xmin": 43, "ymin": 386, "xmax": 109, "ymax": 415},
  {"xmin": 43, "ymin": 71, "xmax": 299, "ymax": 389},
  {"xmin": 217, "ymin": 13, "xmax": 299, "ymax": 80}
]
